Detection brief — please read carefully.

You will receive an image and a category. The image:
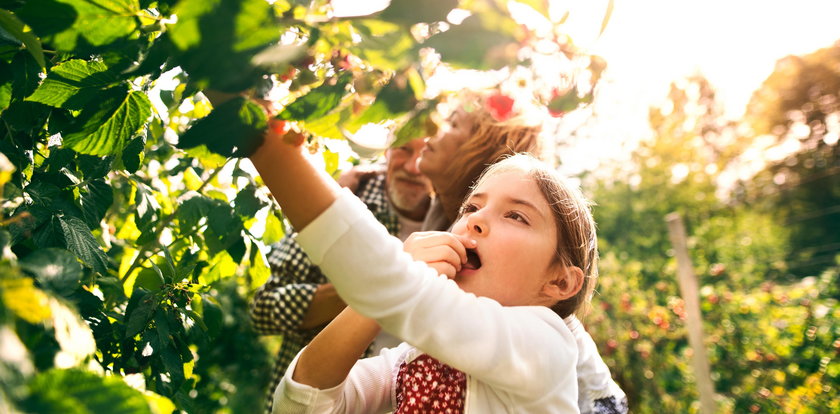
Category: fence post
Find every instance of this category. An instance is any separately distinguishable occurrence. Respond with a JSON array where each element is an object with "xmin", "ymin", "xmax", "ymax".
[{"xmin": 666, "ymin": 212, "xmax": 716, "ymax": 414}]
